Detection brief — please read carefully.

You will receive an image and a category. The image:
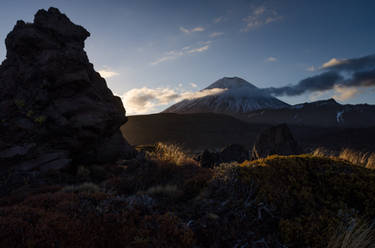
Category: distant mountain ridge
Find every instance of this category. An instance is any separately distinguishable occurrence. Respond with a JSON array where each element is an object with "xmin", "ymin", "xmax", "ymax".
[
  {"xmin": 163, "ymin": 77, "xmax": 375, "ymax": 128},
  {"xmin": 163, "ymin": 77, "xmax": 289, "ymax": 115},
  {"xmin": 243, "ymin": 98, "xmax": 375, "ymax": 128}
]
